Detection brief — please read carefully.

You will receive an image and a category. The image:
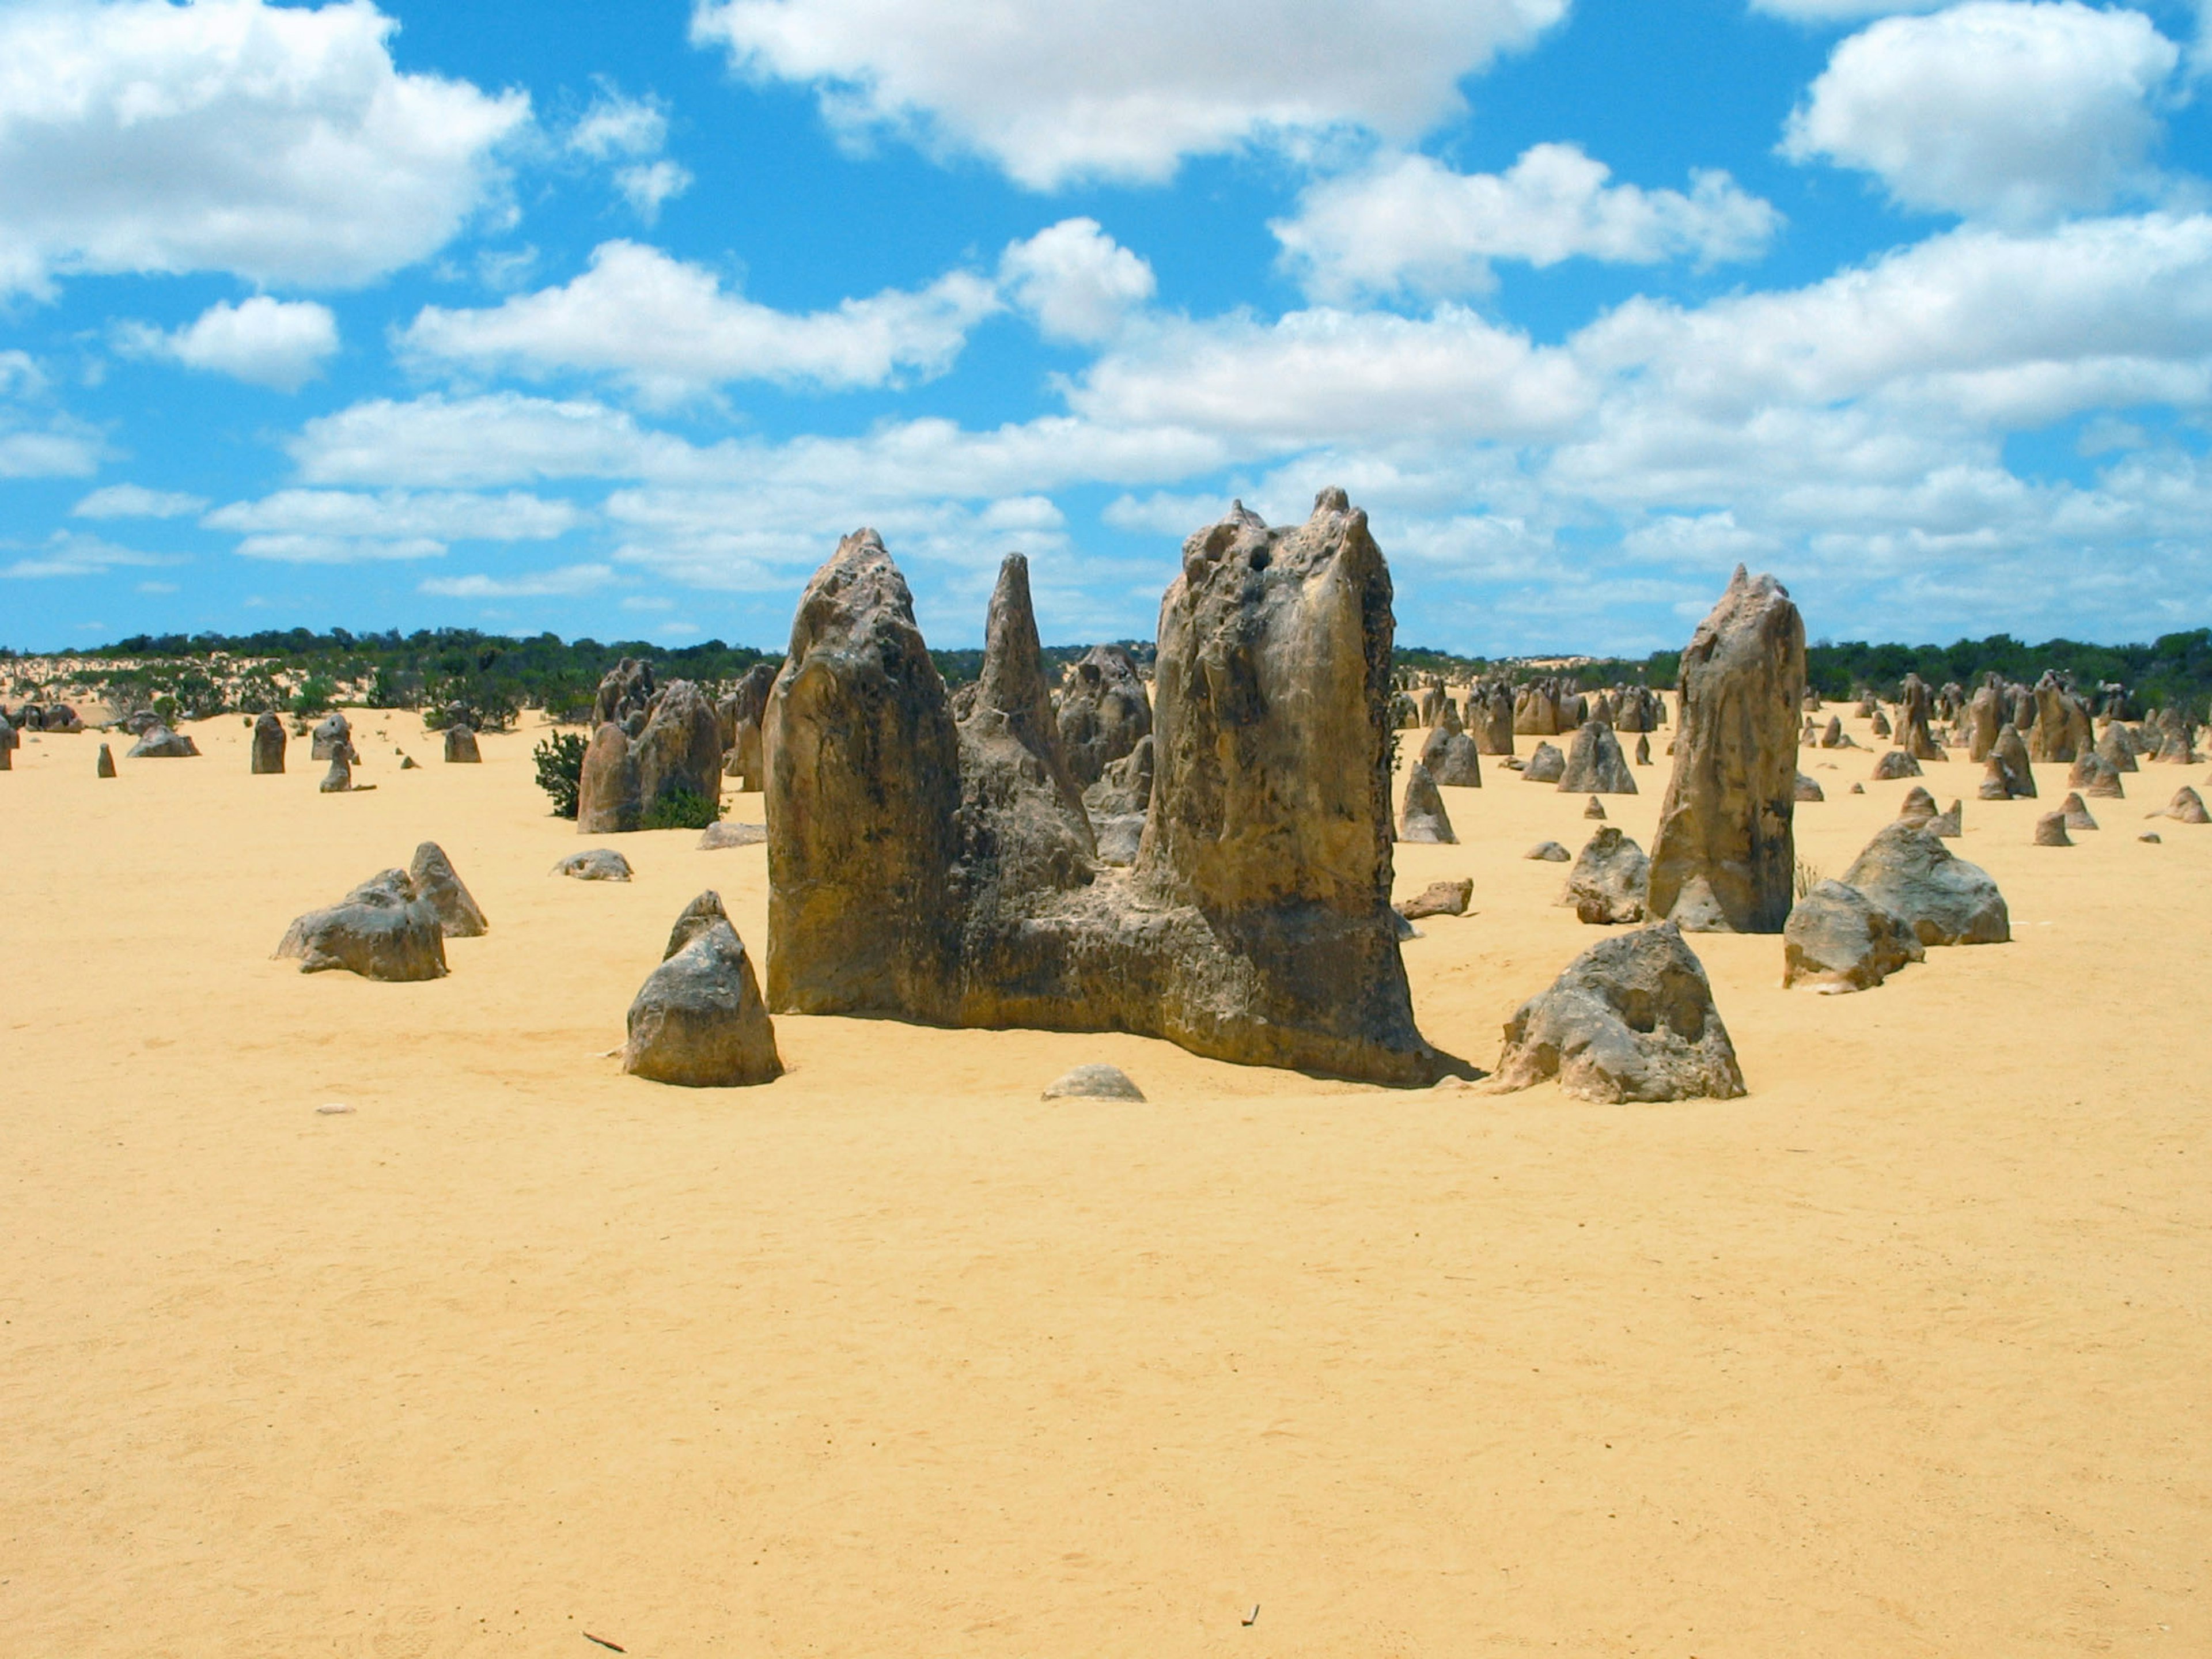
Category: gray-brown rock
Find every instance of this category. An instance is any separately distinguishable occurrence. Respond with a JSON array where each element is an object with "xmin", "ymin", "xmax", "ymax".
[
  {"xmin": 578, "ymin": 679, "xmax": 725, "ymax": 833},
  {"xmin": 699, "ymin": 820, "xmax": 767, "ymax": 849},
  {"xmin": 553, "ymin": 848, "xmax": 634, "ymax": 881},
  {"xmin": 1819, "ymin": 715, "xmax": 1847, "ymax": 748},
  {"xmin": 408, "ymin": 841, "xmax": 488, "ymax": 936},
  {"xmin": 1083, "ymin": 733, "xmax": 1153, "ymax": 817},
  {"xmin": 720, "ymin": 662, "xmax": 778, "ymax": 791},
  {"xmin": 274, "ymin": 869, "xmax": 448, "ymax": 980},
  {"xmin": 1397, "ymin": 877, "xmax": 1472, "ymax": 920},
  {"xmin": 309, "ymin": 712, "xmax": 350, "ymax": 761},
  {"xmin": 2141, "ymin": 831, "xmax": 2162, "ymax": 842},
  {"xmin": 1646, "ymin": 567, "xmax": 1802, "ymax": 935},
  {"xmin": 2059, "ymin": 792, "xmax": 2097, "ymax": 831},
  {"xmin": 2033, "ymin": 810, "xmax": 2072, "ymax": 846},
  {"xmin": 1898, "ymin": 785, "xmax": 1937, "ymax": 822},
  {"xmin": 251, "ymin": 712, "xmax": 285, "ymax": 774},
  {"xmin": 443, "ymin": 724, "xmax": 481, "ymax": 763},
  {"xmin": 318, "ymin": 747, "xmax": 353, "ymax": 792},
  {"xmin": 1056, "ymin": 644, "xmax": 1153, "ymax": 787},
  {"xmin": 1563, "ymin": 825, "xmax": 1649, "ymax": 925},
  {"xmin": 126, "ymin": 724, "xmax": 200, "ymax": 758},
  {"xmin": 2070, "ymin": 750, "xmax": 2123, "ymax": 798},
  {"xmin": 1928, "ymin": 800, "xmax": 1962, "ymax": 838},
  {"xmin": 1782, "ymin": 879, "xmax": 1924, "ymax": 992},
  {"xmin": 1872, "ymin": 749, "xmax": 1921, "ymax": 780},
  {"xmin": 1522, "ymin": 741, "xmax": 1565, "ymax": 783},
  {"xmin": 2029, "ymin": 672, "xmax": 2093, "ymax": 763},
  {"xmin": 1042, "ymin": 1063, "xmax": 1145, "ymax": 1101},
  {"xmin": 1470, "ymin": 681, "xmax": 1516, "ymax": 754},
  {"xmin": 1527, "ymin": 840, "xmax": 1571, "ymax": 861},
  {"xmin": 1490, "ymin": 922, "xmax": 1745, "ymax": 1103},
  {"xmin": 2095, "ymin": 721, "xmax": 2138, "ymax": 772},
  {"xmin": 1093, "ymin": 813, "xmax": 1145, "ymax": 865},
  {"xmin": 95, "ymin": 743, "xmax": 115, "ymax": 778},
  {"xmin": 1988, "ymin": 724, "xmax": 2035, "ymax": 798},
  {"xmin": 2163, "ymin": 785, "xmax": 2209, "ymax": 824},
  {"xmin": 1418, "ymin": 718, "xmax": 1483, "ymax": 787},
  {"xmin": 622, "ymin": 892, "xmax": 782, "ymax": 1088},
  {"xmin": 1841, "ymin": 821, "xmax": 2010, "ymax": 945},
  {"xmin": 593, "ymin": 658, "xmax": 656, "ymax": 733},
  {"xmin": 1582, "ymin": 794, "xmax": 1607, "ymax": 819},
  {"xmin": 1558, "ymin": 719, "xmax": 1636, "ymax": 794},
  {"xmin": 1870, "ymin": 709, "xmax": 1892, "ymax": 739},
  {"xmin": 1398, "ymin": 761, "xmax": 1457, "ymax": 843},
  {"xmin": 1965, "ymin": 683, "xmax": 2003, "ymax": 760},
  {"xmin": 1794, "ymin": 772, "xmax": 1824, "ymax": 802},
  {"xmin": 1634, "ymin": 733, "xmax": 1651, "ymax": 766}
]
